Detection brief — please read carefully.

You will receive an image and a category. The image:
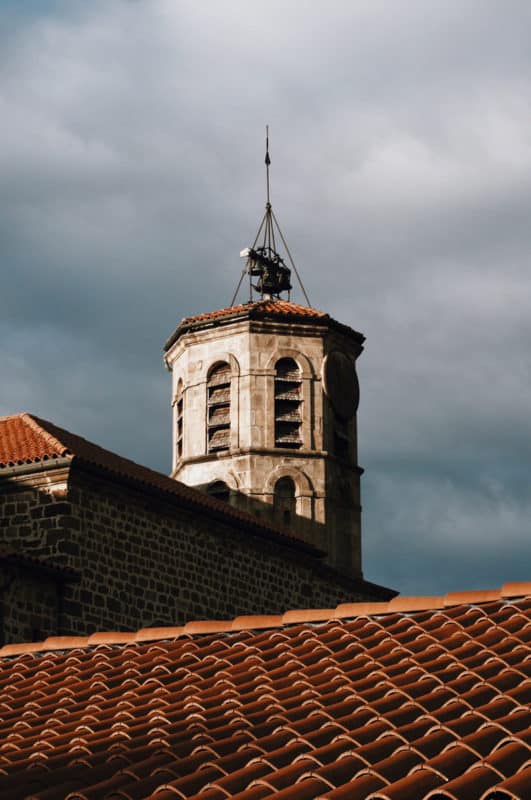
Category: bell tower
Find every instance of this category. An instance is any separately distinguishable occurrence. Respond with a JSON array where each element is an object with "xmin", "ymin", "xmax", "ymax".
[{"xmin": 163, "ymin": 132, "xmax": 365, "ymax": 577}]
